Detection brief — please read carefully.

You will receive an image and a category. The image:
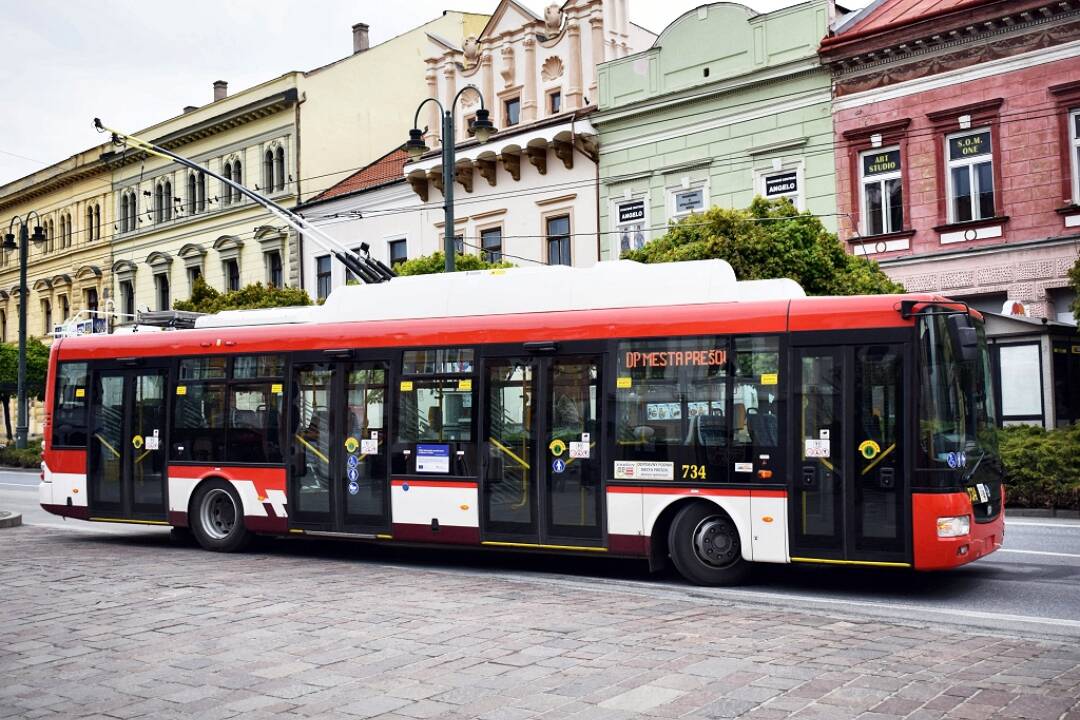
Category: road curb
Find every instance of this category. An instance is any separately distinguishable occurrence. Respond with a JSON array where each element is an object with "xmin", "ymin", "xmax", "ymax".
[
  {"xmin": 0, "ymin": 510, "xmax": 23, "ymax": 529},
  {"xmin": 1008, "ymin": 508, "xmax": 1080, "ymax": 518}
]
